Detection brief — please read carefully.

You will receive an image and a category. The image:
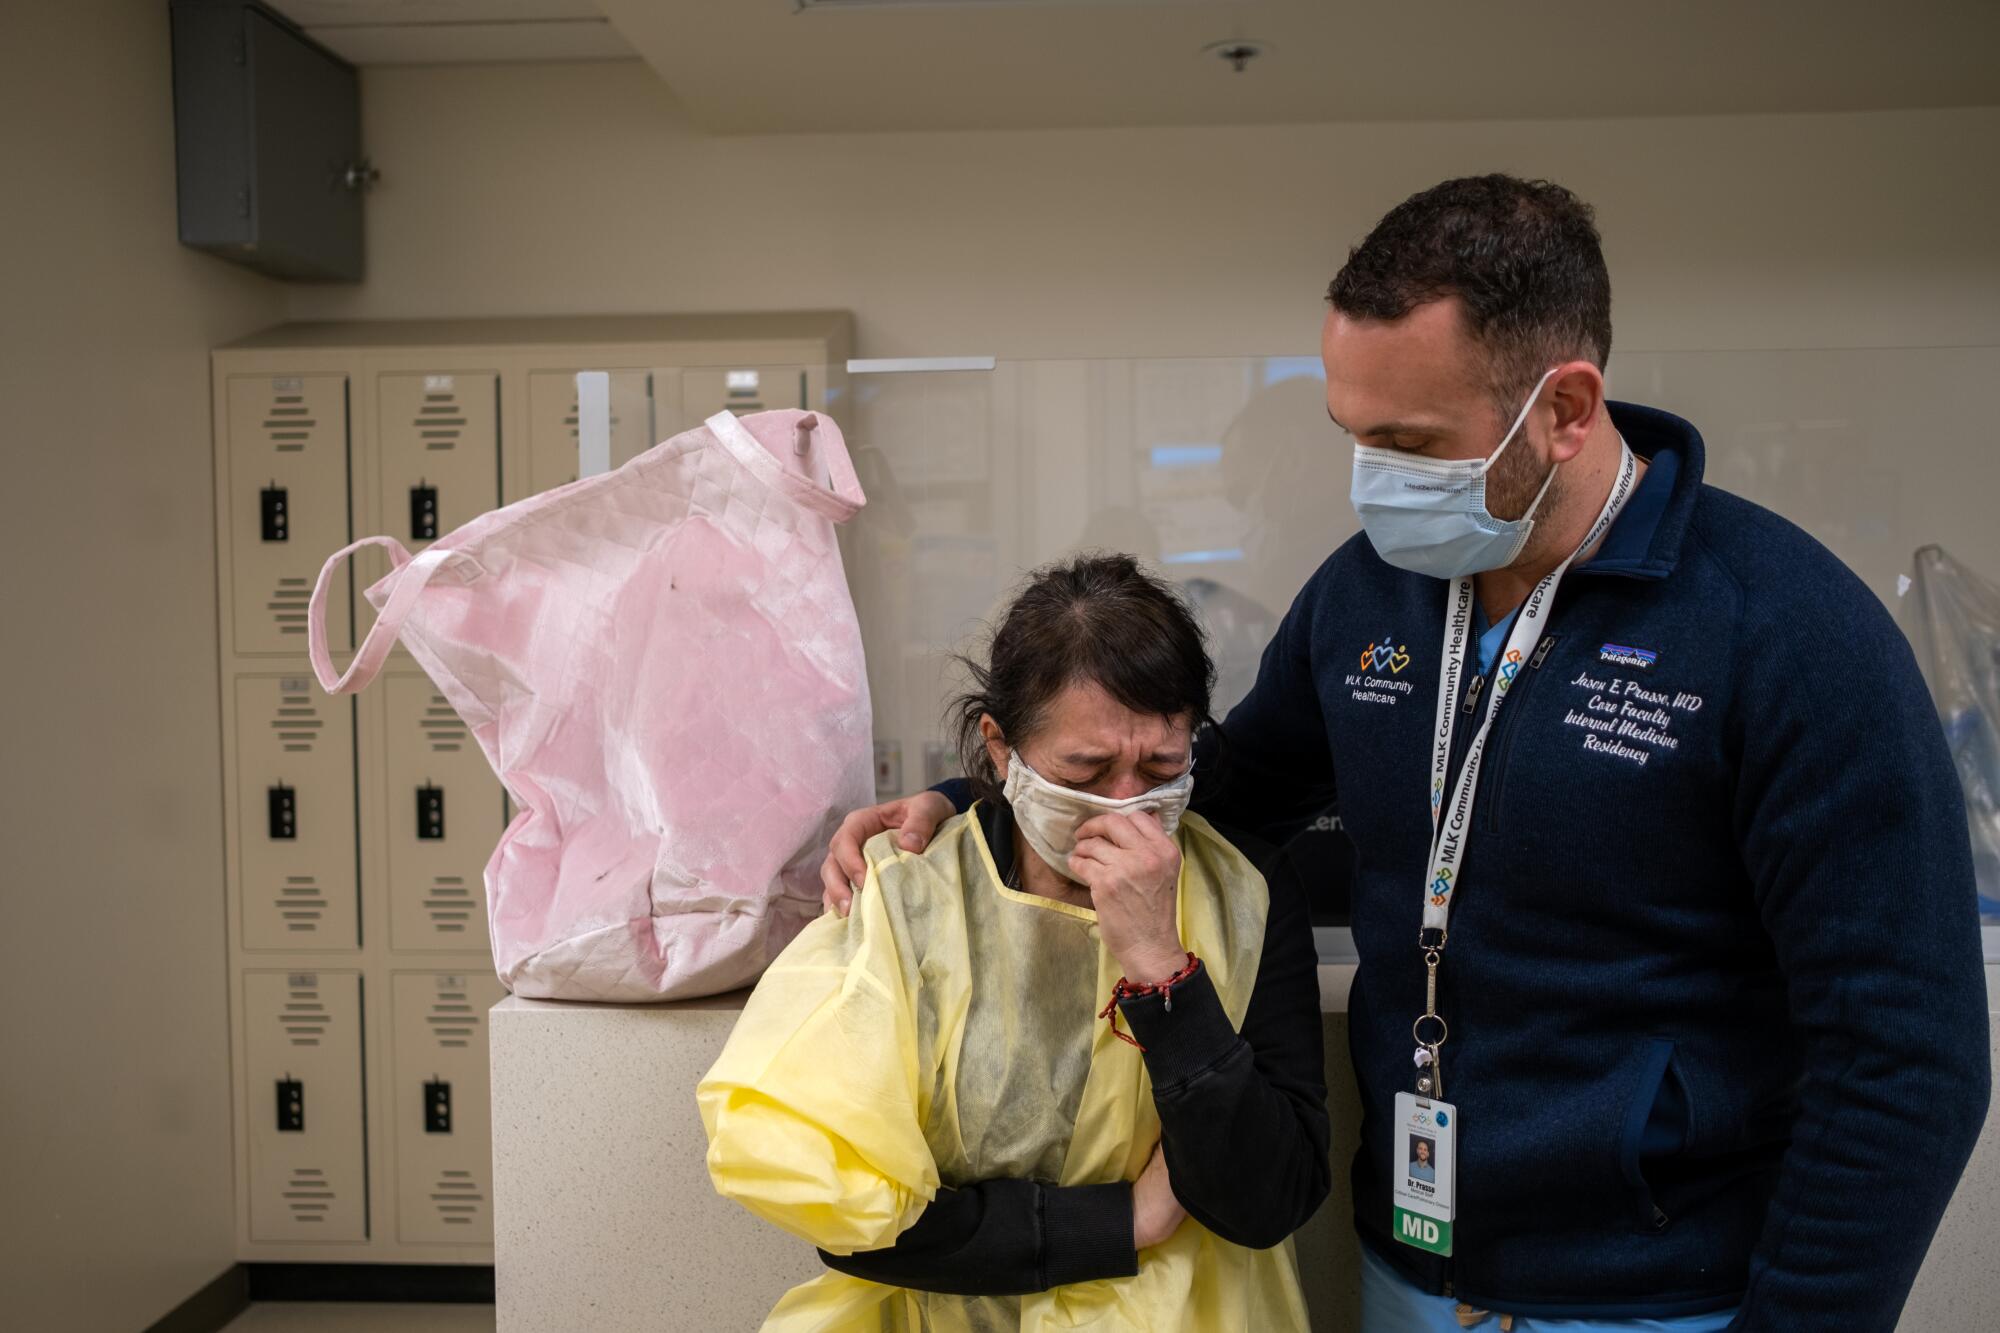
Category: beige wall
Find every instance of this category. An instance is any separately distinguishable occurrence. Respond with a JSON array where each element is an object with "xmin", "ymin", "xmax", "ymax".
[
  {"xmin": 289, "ymin": 61, "xmax": 2000, "ymax": 360},
  {"xmin": 0, "ymin": 24, "xmax": 1992, "ymax": 1326},
  {"xmin": 0, "ymin": 2, "xmax": 284, "ymax": 1327}
]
